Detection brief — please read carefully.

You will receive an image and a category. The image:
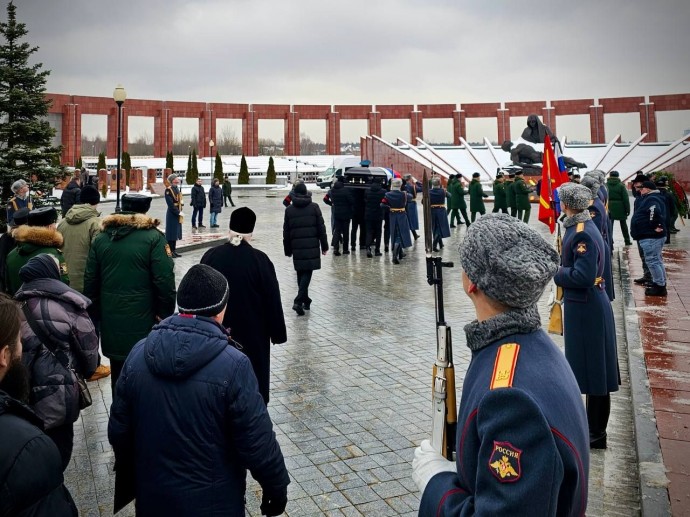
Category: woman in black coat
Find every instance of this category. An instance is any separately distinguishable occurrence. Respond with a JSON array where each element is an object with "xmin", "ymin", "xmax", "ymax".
[
  {"xmin": 283, "ymin": 183, "xmax": 328, "ymax": 315},
  {"xmin": 208, "ymin": 179, "xmax": 223, "ymax": 228}
]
